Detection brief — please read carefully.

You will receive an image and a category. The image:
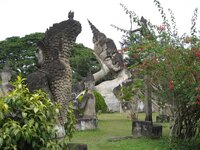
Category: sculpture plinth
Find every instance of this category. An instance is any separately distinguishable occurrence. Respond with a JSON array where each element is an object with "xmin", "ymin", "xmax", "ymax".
[
  {"xmin": 132, "ymin": 121, "xmax": 162, "ymax": 138},
  {"xmin": 76, "ymin": 118, "xmax": 98, "ymax": 131}
]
